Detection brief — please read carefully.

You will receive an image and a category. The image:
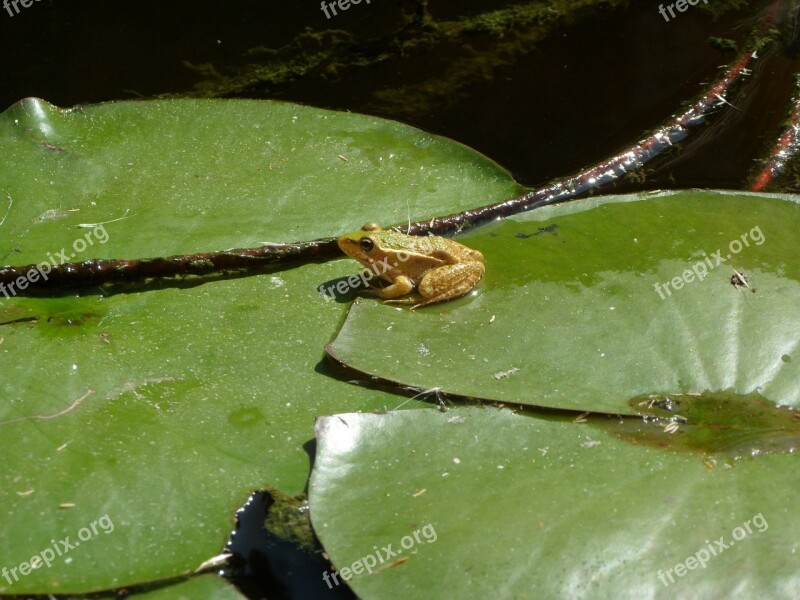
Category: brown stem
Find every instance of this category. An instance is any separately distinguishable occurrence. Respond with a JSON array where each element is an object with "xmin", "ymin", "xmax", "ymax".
[
  {"xmin": 0, "ymin": 240, "xmax": 340, "ymax": 293},
  {"xmin": 751, "ymin": 77, "xmax": 800, "ymax": 191}
]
